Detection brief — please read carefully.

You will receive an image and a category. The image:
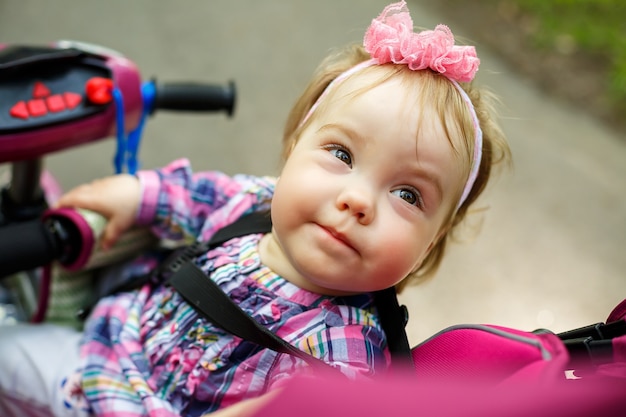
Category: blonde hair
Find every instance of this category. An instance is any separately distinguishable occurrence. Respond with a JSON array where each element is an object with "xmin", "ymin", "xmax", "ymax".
[{"xmin": 281, "ymin": 44, "xmax": 511, "ymax": 292}]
